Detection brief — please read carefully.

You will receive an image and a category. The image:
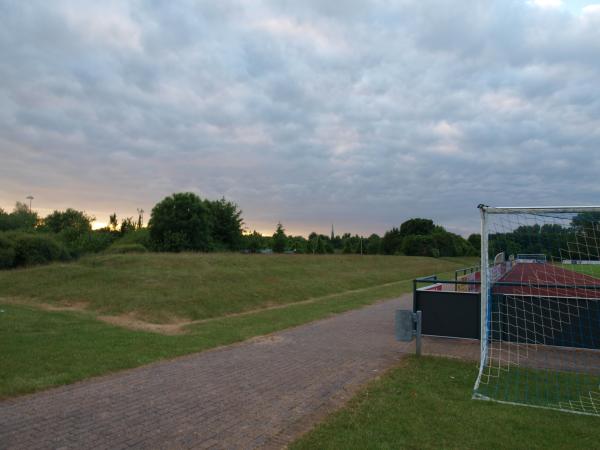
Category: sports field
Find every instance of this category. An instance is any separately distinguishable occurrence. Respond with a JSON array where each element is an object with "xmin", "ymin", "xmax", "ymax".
[{"xmin": 0, "ymin": 253, "xmax": 475, "ymax": 398}]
